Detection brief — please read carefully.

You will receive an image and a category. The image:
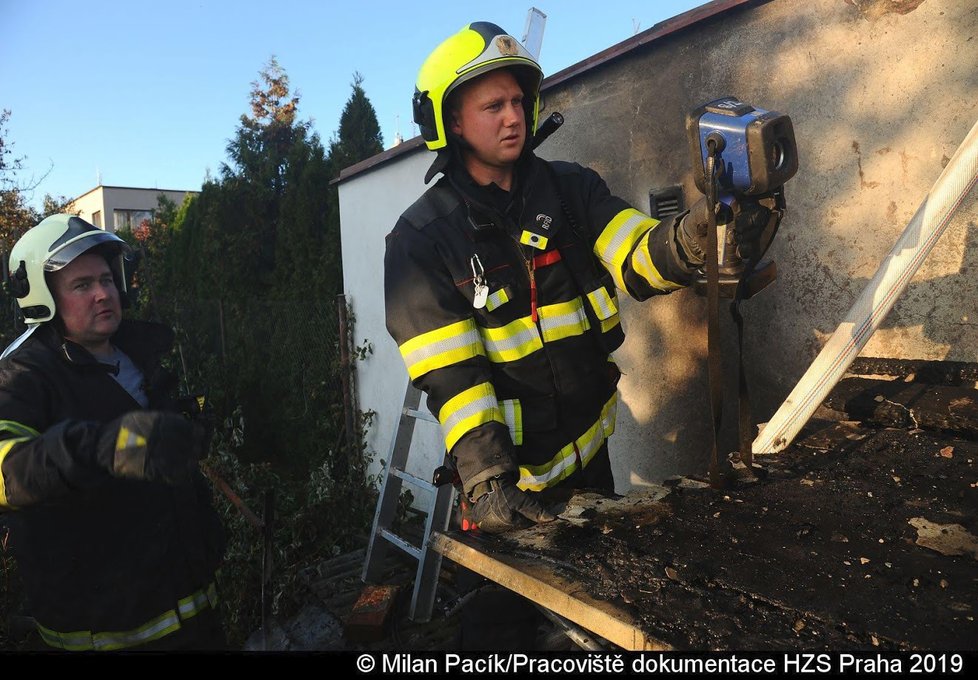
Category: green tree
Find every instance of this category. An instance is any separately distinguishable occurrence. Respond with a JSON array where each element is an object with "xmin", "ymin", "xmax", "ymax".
[
  {"xmin": 134, "ymin": 58, "xmax": 388, "ymax": 647},
  {"xmin": 327, "ymin": 72, "xmax": 384, "ymax": 176}
]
